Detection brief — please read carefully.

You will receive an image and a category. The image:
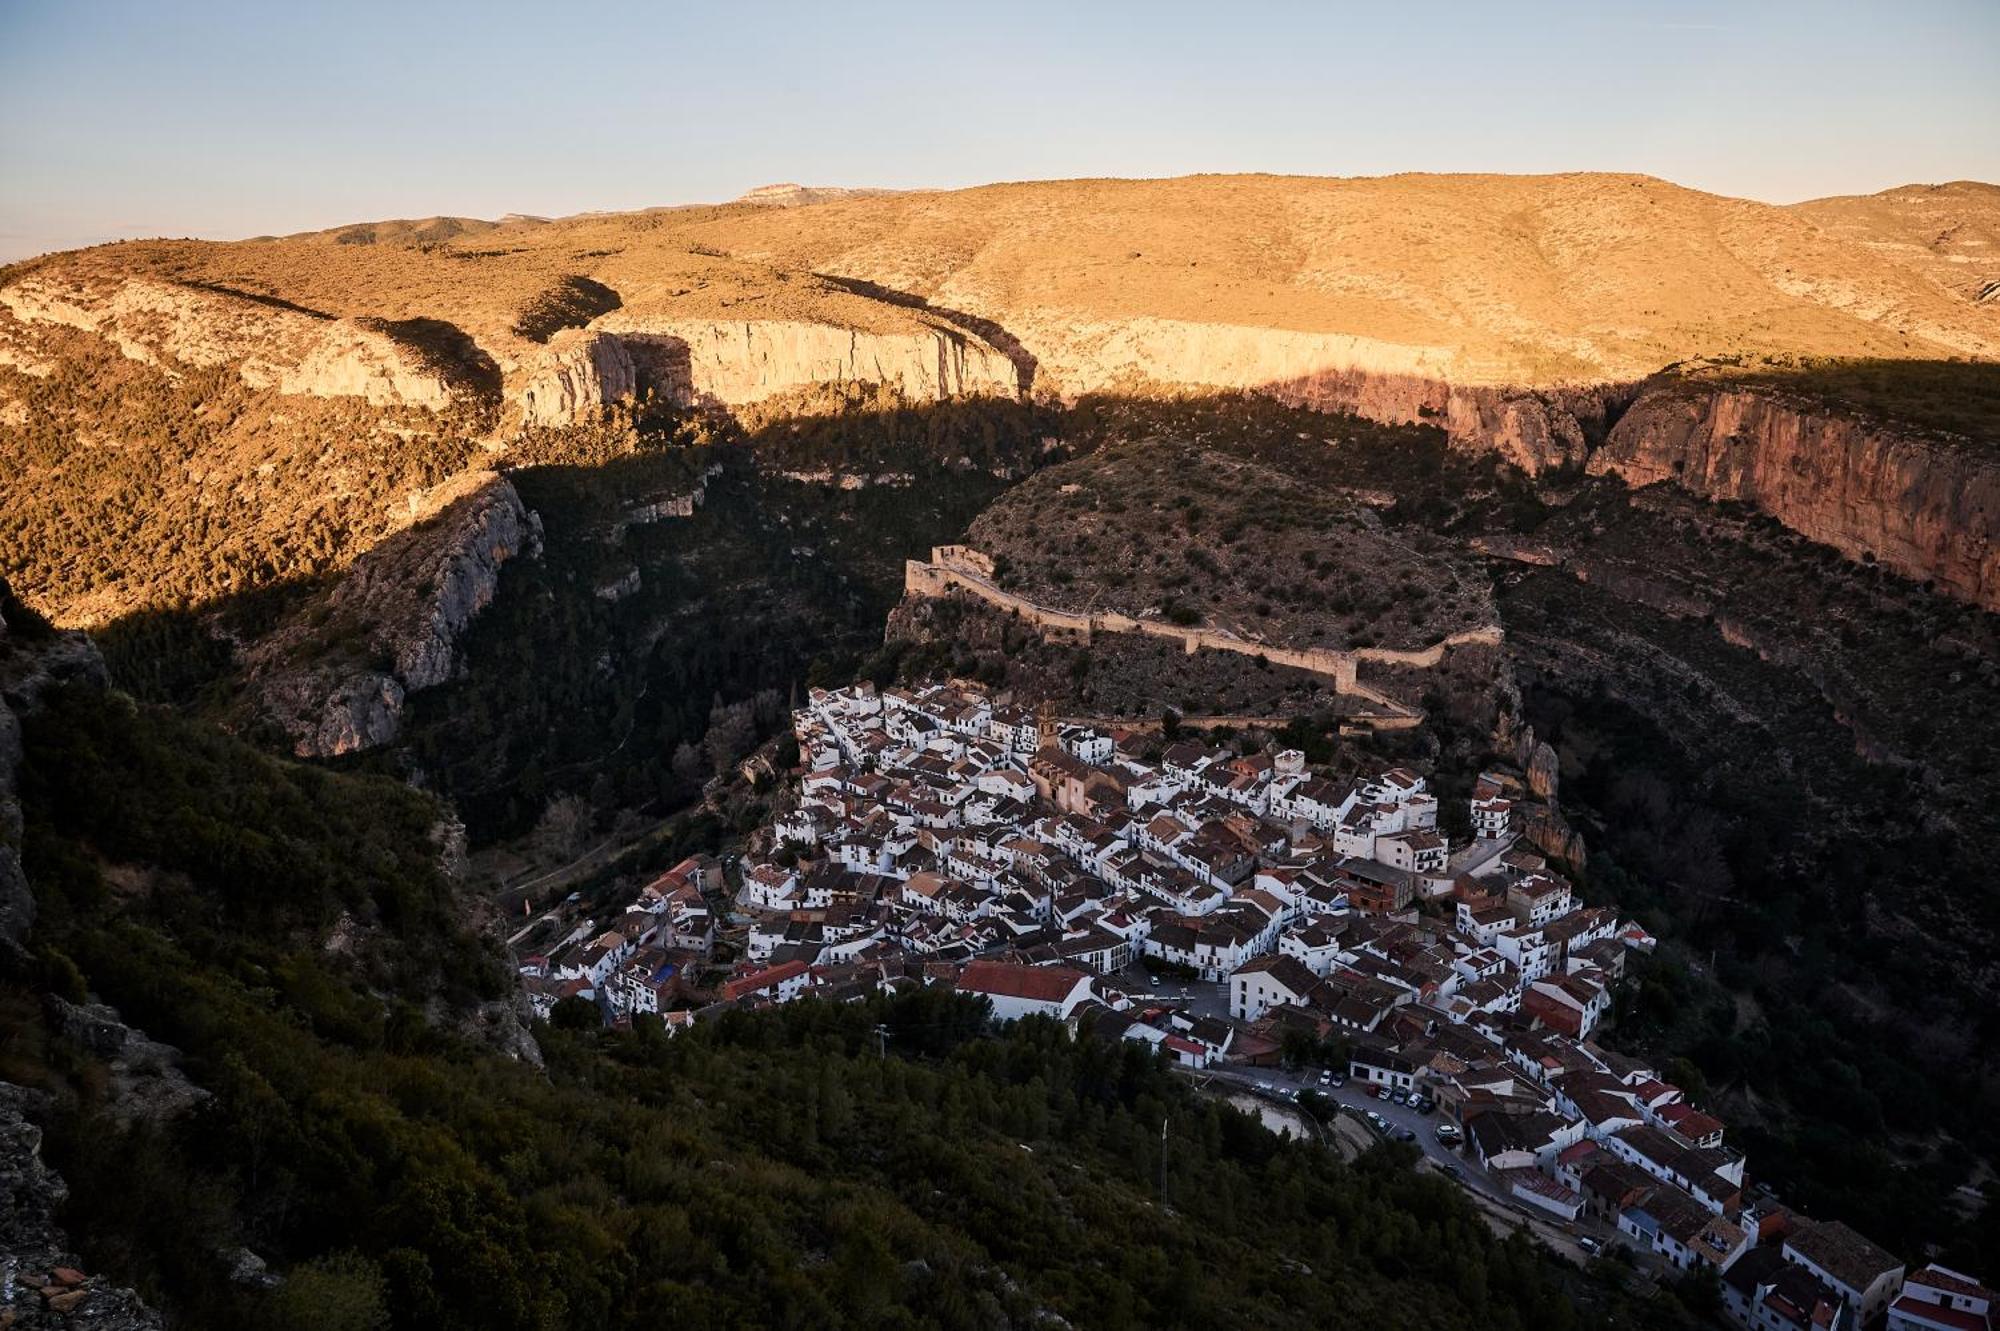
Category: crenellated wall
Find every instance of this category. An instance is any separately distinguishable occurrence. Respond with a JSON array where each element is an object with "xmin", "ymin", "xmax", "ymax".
[{"xmin": 902, "ymin": 547, "xmax": 1503, "ymax": 713}]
